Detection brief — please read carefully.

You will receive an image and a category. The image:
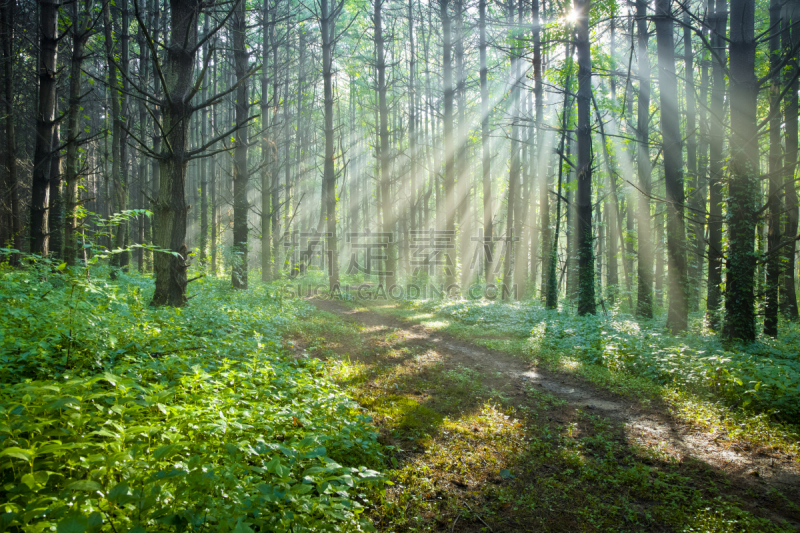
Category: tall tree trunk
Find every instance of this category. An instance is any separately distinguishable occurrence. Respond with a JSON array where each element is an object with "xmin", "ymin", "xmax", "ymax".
[
  {"xmin": 64, "ymin": 0, "xmax": 89, "ymax": 266},
  {"xmin": 0, "ymin": 0, "xmax": 19, "ymax": 262},
  {"xmin": 635, "ymin": 0, "xmax": 653, "ymax": 318},
  {"xmin": 722, "ymin": 0, "xmax": 758, "ymax": 341},
  {"xmin": 503, "ymin": 0, "xmax": 520, "ymax": 300},
  {"xmin": 765, "ymin": 0, "xmax": 782, "ymax": 336},
  {"xmin": 261, "ymin": 0, "xmax": 272, "ymax": 282},
  {"xmin": 547, "ymin": 40, "xmax": 573, "ymax": 309},
  {"xmin": 231, "ymin": 0, "xmax": 249, "ymax": 289},
  {"xmin": 408, "ymin": 0, "xmax": 417, "ymax": 245},
  {"xmin": 575, "ymin": 0, "xmax": 594, "ymax": 315},
  {"xmin": 655, "ymin": 0, "xmax": 688, "ymax": 331},
  {"xmin": 683, "ymin": 9, "xmax": 702, "ymax": 312},
  {"xmin": 102, "ymin": 0, "xmax": 121, "ymax": 264},
  {"xmin": 116, "ymin": 0, "xmax": 130, "ymax": 269},
  {"xmin": 375, "ymin": 0, "xmax": 394, "ymax": 288},
  {"xmin": 150, "ymin": 0, "xmax": 200, "ymax": 306},
  {"xmin": 707, "ymin": 0, "xmax": 727, "ymax": 328},
  {"xmin": 199, "ymin": 13, "xmax": 209, "ymax": 266},
  {"xmin": 271, "ymin": 5, "xmax": 281, "ymax": 280},
  {"xmin": 479, "ymin": 0, "xmax": 492, "ymax": 281},
  {"xmin": 535, "ymin": 0, "xmax": 548, "ymax": 299},
  {"xmin": 441, "ymin": 0, "xmax": 455, "ymax": 287},
  {"xmin": 782, "ymin": 3, "xmax": 799, "ymax": 320},
  {"xmin": 30, "ymin": 0, "xmax": 60, "ymax": 257},
  {"xmin": 321, "ymin": 0, "xmax": 340, "ymax": 290}
]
